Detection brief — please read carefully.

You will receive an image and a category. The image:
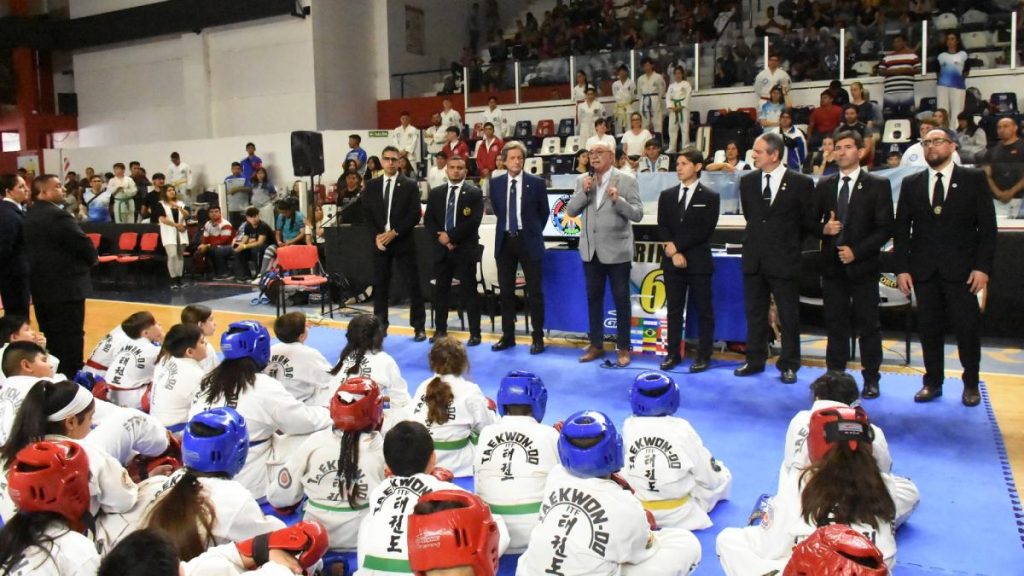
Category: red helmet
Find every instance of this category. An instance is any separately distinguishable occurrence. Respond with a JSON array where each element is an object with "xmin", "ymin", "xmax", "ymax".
[
  {"xmin": 330, "ymin": 377, "xmax": 384, "ymax": 432},
  {"xmin": 6, "ymin": 440, "xmax": 91, "ymax": 532},
  {"xmin": 784, "ymin": 524, "xmax": 888, "ymax": 575},
  {"xmin": 408, "ymin": 490, "xmax": 500, "ymax": 576},
  {"xmin": 808, "ymin": 406, "xmax": 874, "ymax": 464}
]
